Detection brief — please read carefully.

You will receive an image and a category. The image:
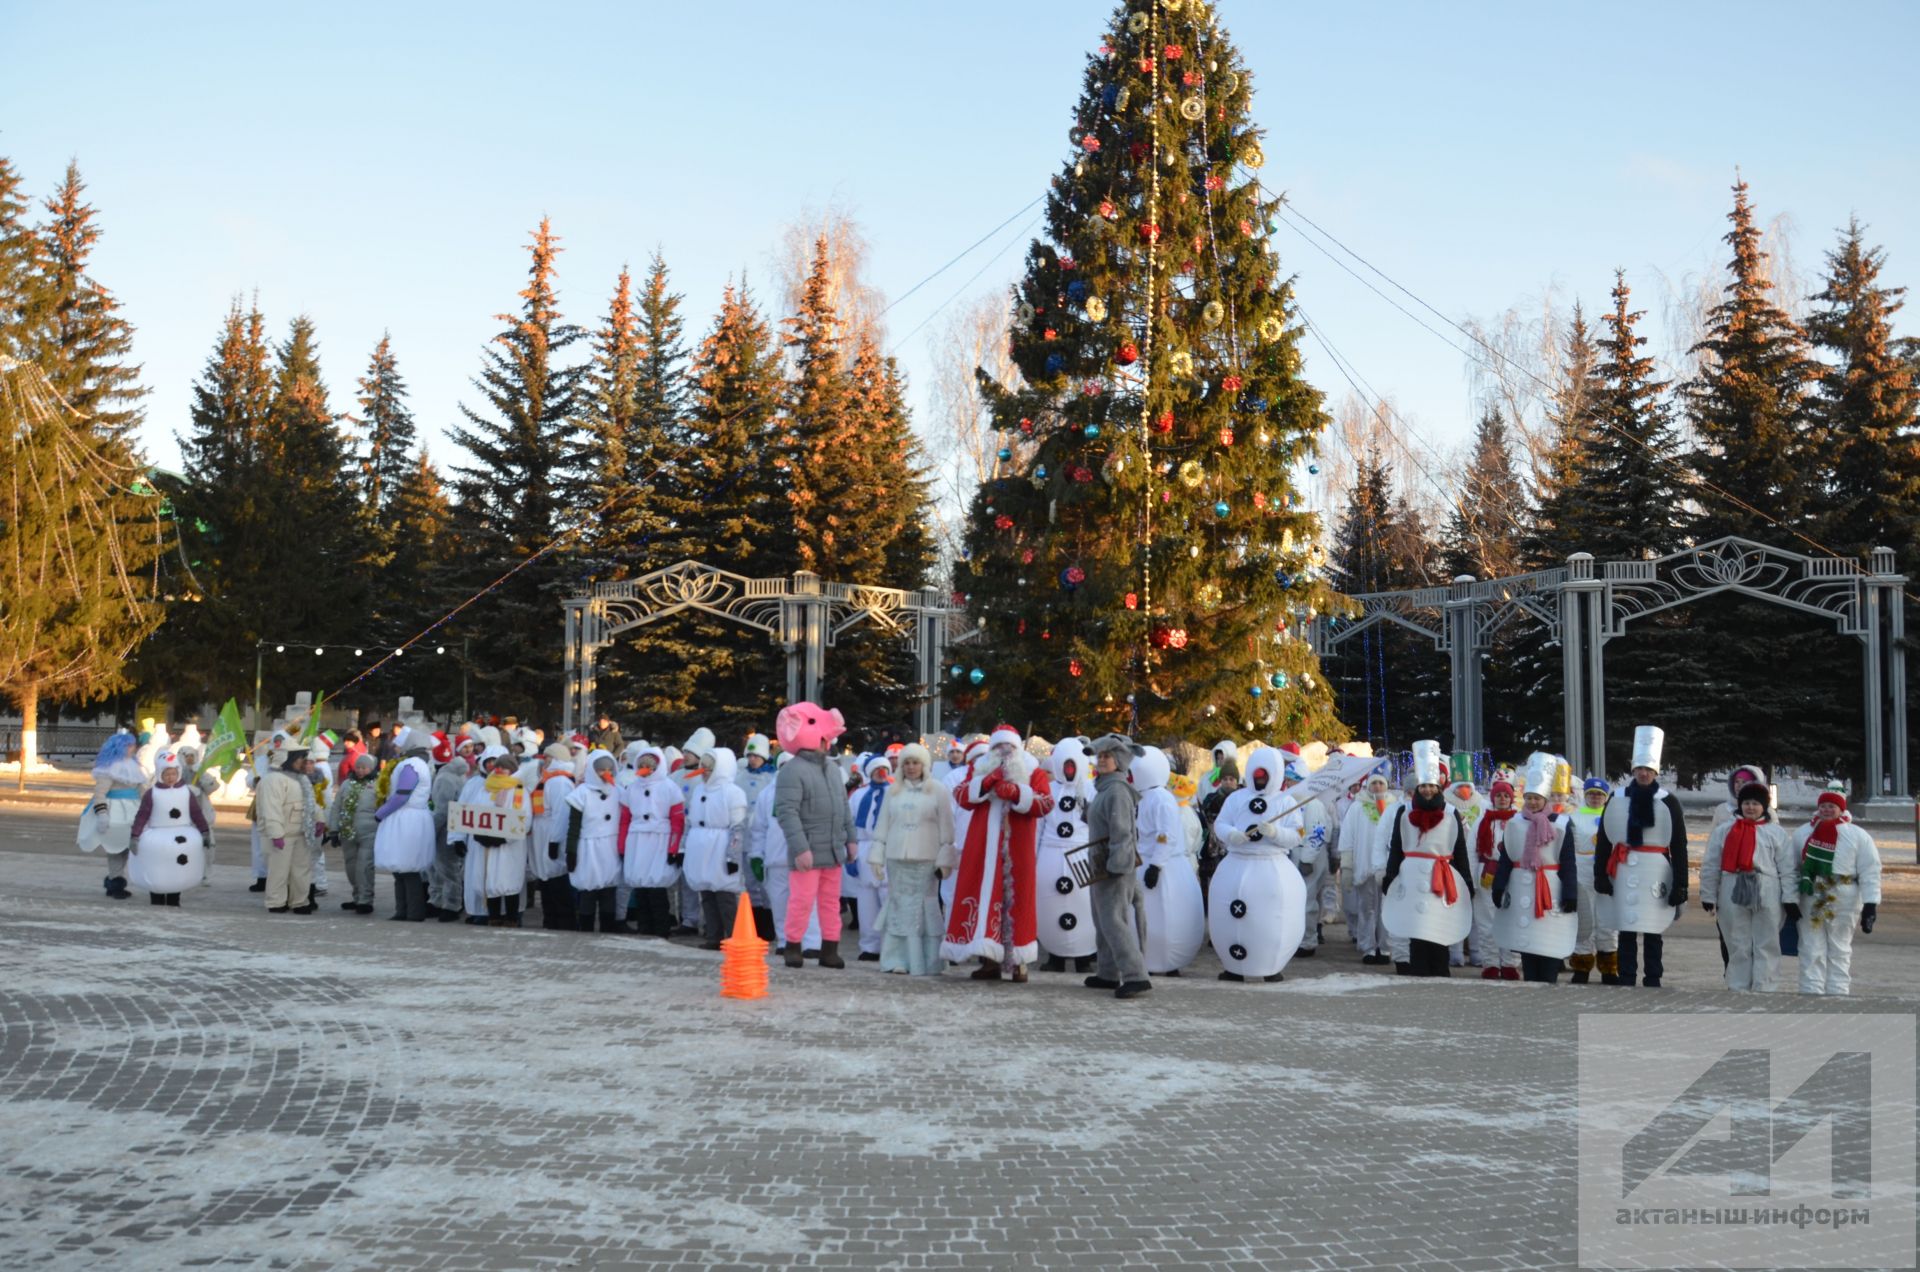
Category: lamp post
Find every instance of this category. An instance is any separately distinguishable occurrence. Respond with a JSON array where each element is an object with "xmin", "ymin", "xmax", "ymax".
[{"xmin": 254, "ymin": 641, "xmax": 265, "ymax": 732}]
